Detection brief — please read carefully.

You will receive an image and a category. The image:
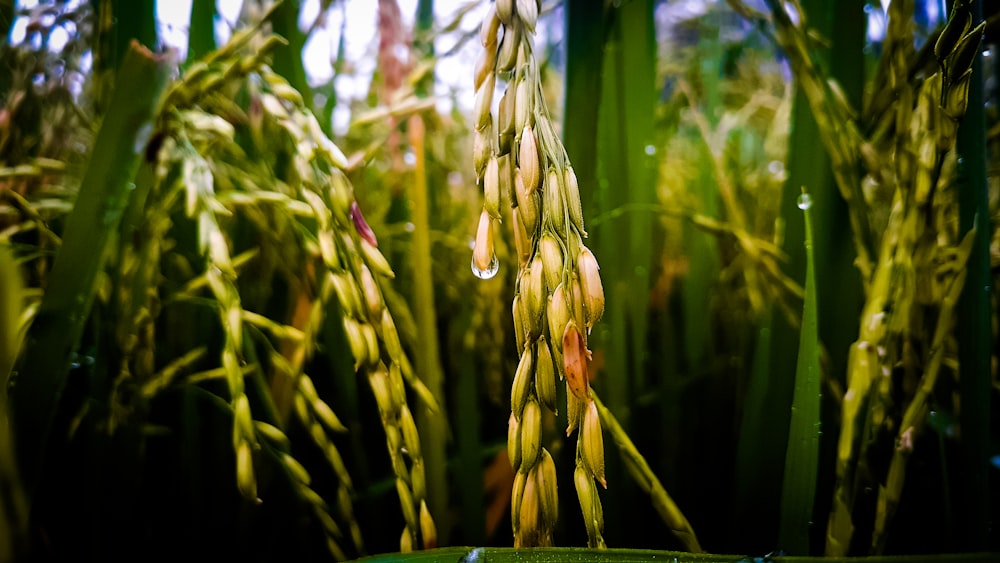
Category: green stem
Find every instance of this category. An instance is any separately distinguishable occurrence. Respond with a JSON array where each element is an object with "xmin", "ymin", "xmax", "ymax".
[
  {"xmin": 187, "ymin": 0, "xmax": 217, "ymax": 64},
  {"xmin": 591, "ymin": 392, "xmax": 702, "ymax": 553},
  {"xmin": 408, "ymin": 114, "xmax": 448, "ymax": 545},
  {"xmin": 11, "ymin": 42, "xmax": 173, "ymax": 498},
  {"xmin": 778, "ymin": 190, "xmax": 822, "ymax": 555}
]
